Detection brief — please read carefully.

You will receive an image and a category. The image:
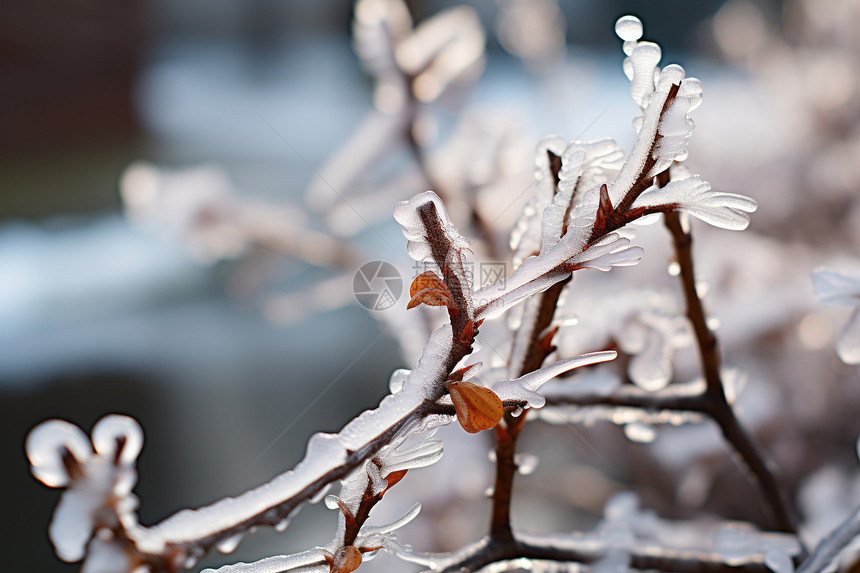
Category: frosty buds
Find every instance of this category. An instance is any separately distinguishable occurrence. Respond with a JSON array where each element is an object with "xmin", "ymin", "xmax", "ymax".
[{"xmin": 446, "ymin": 380, "xmax": 504, "ymax": 433}]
